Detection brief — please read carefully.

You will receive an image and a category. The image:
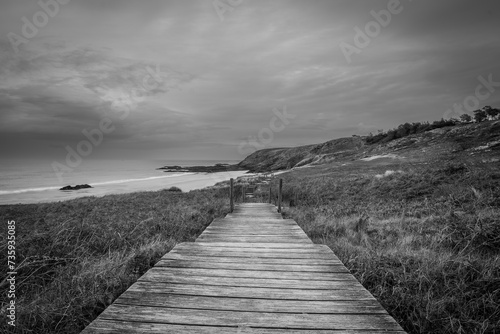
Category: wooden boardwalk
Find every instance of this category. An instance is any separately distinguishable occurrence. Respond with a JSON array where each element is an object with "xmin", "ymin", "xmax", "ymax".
[{"xmin": 82, "ymin": 203, "xmax": 405, "ymax": 333}]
